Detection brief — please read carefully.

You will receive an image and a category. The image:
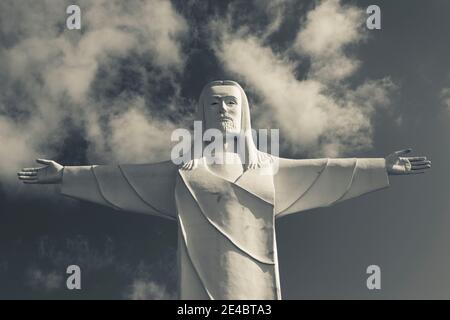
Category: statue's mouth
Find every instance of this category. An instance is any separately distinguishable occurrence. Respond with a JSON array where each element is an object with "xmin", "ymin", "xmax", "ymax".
[{"xmin": 219, "ymin": 116, "xmax": 233, "ymax": 122}]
